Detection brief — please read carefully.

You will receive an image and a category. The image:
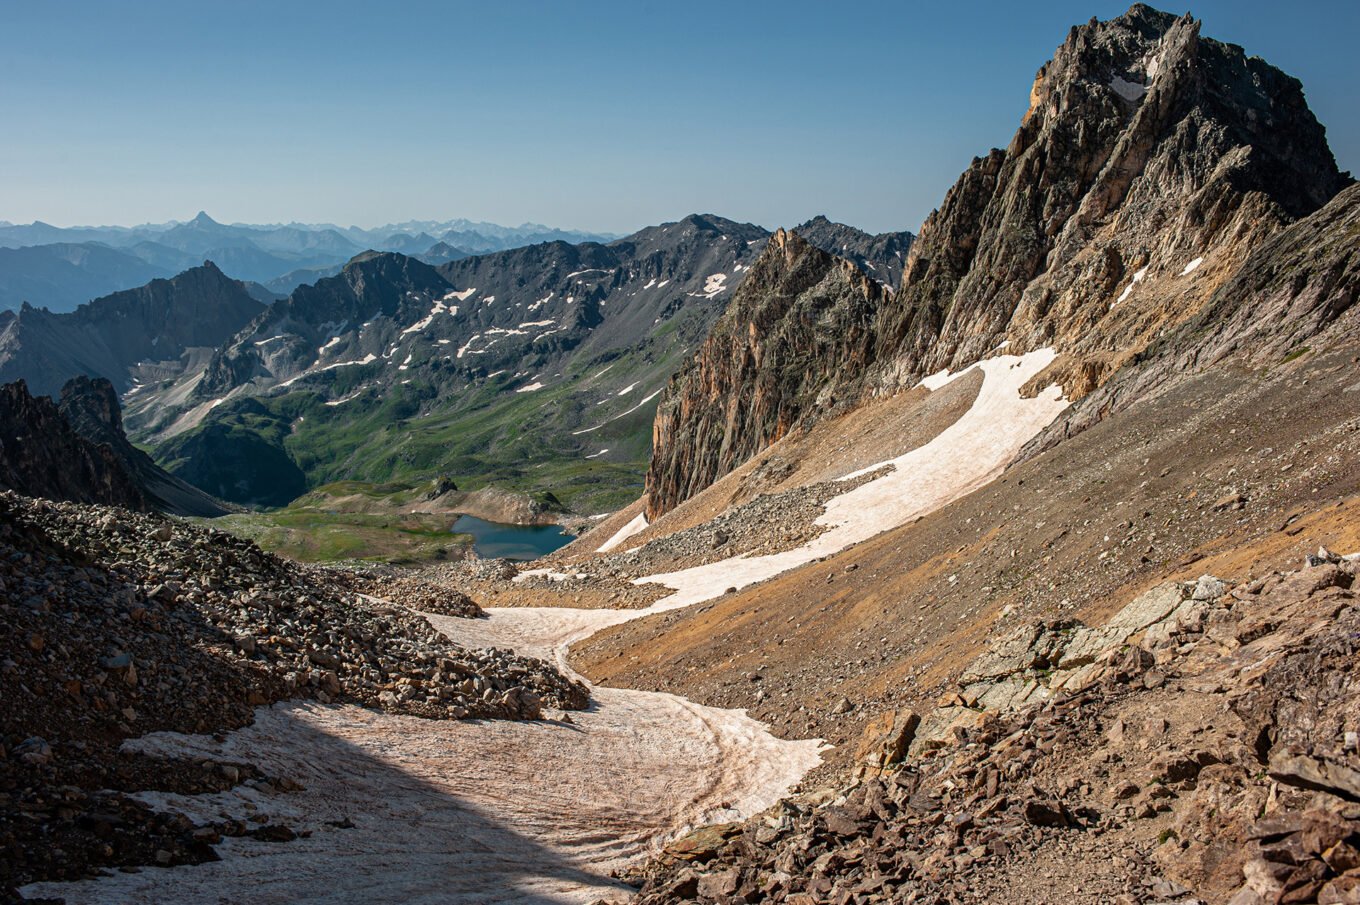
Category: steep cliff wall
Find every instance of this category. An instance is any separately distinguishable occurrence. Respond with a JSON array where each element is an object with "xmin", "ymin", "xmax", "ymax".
[{"xmin": 647, "ymin": 4, "xmax": 1351, "ymax": 518}]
